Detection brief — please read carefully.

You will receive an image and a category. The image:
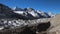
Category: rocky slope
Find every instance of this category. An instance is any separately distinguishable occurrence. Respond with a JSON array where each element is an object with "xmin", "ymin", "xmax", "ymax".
[
  {"xmin": 46, "ymin": 14, "xmax": 60, "ymax": 34},
  {"xmin": 0, "ymin": 3, "xmax": 14, "ymax": 18}
]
